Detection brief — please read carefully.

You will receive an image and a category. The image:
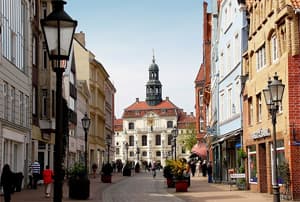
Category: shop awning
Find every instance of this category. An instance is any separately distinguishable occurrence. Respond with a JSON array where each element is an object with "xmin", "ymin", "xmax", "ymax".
[{"xmin": 191, "ymin": 142, "xmax": 207, "ymax": 158}]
